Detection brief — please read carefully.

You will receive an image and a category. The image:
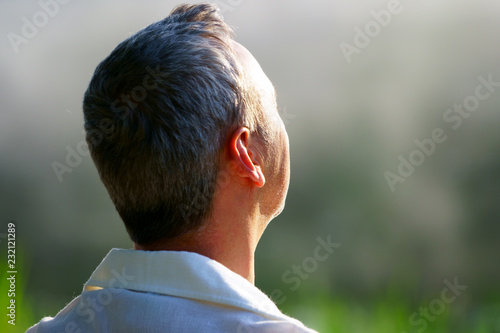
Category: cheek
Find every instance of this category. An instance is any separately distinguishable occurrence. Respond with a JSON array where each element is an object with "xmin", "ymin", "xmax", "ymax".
[
  {"xmin": 281, "ymin": 128, "xmax": 290, "ymax": 170},
  {"xmin": 264, "ymin": 120, "xmax": 289, "ymax": 184},
  {"xmin": 278, "ymin": 131, "xmax": 291, "ymax": 187}
]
